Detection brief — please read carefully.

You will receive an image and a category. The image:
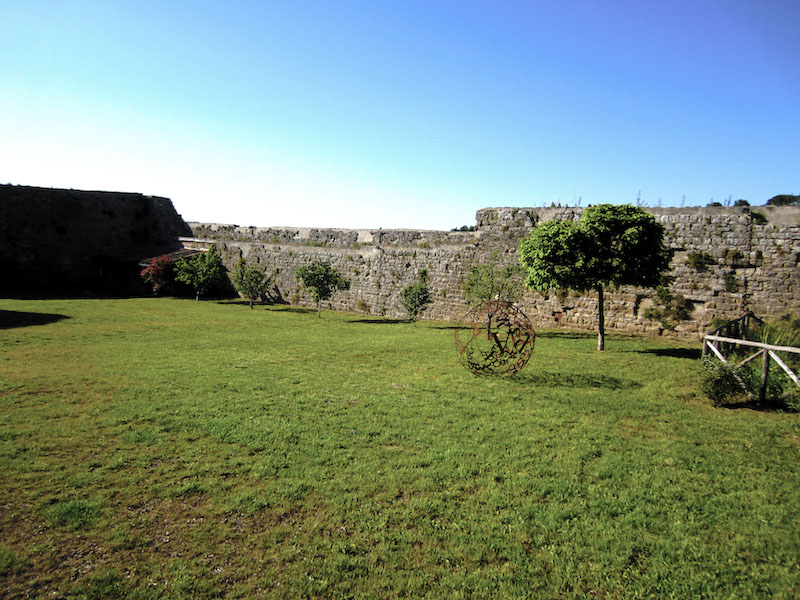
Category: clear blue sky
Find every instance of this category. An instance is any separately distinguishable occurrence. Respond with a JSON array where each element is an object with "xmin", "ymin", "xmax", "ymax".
[{"xmin": 2, "ymin": 1, "xmax": 798, "ymax": 229}]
